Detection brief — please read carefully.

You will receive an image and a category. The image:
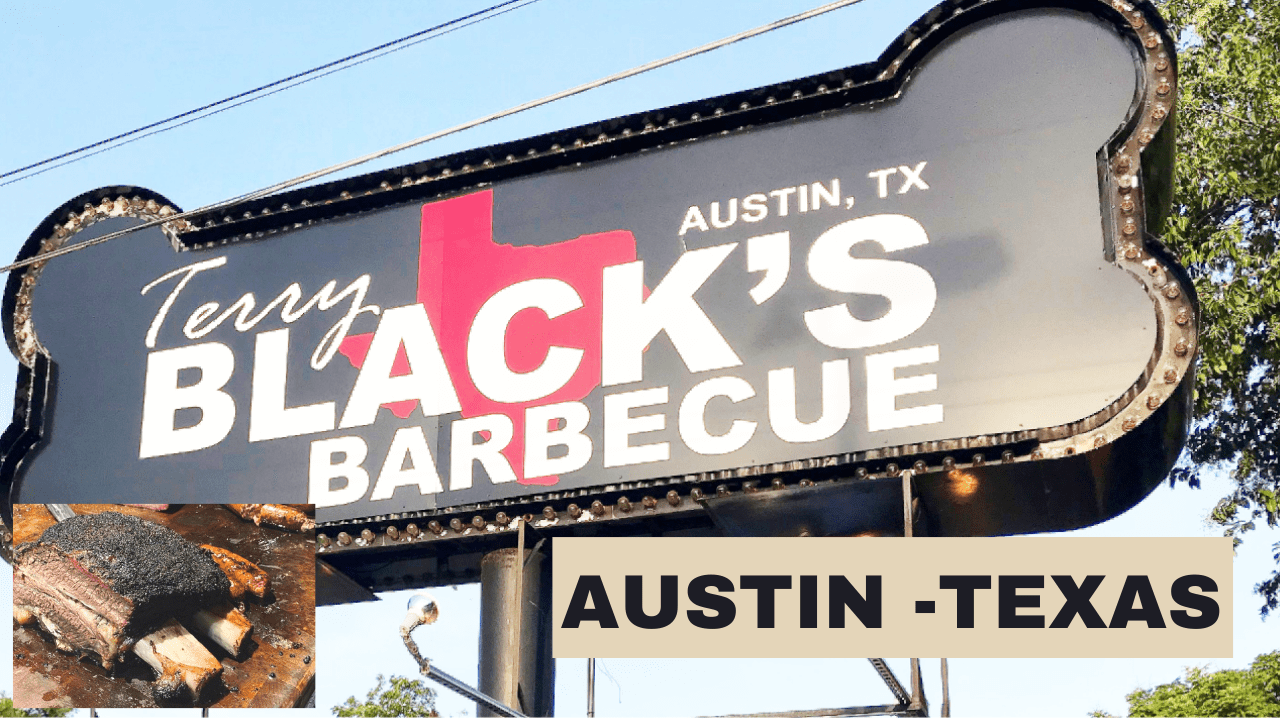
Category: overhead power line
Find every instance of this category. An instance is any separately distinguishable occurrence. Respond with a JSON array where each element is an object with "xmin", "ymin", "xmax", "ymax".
[
  {"xmin": 0, "ymin": 0, "xmax": 866, "ymax": 276},
  {"xmin": 0, "ymin": 0, "xmax": 536, "ymax": 187}
]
